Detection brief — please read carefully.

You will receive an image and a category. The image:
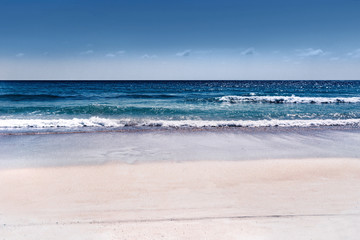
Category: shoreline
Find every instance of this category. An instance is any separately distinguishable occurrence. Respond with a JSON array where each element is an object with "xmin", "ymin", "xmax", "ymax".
[
  {"xmin": 1, "ymin": 120, "xmax": 360, "ymax": 136},
  {"xmin": 1, "ymin": 124, "xmax": 360, "ymax": 136},
  {"xmin": 1, "ymin": 158, "xmax": 360, "ymax": 239}
]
